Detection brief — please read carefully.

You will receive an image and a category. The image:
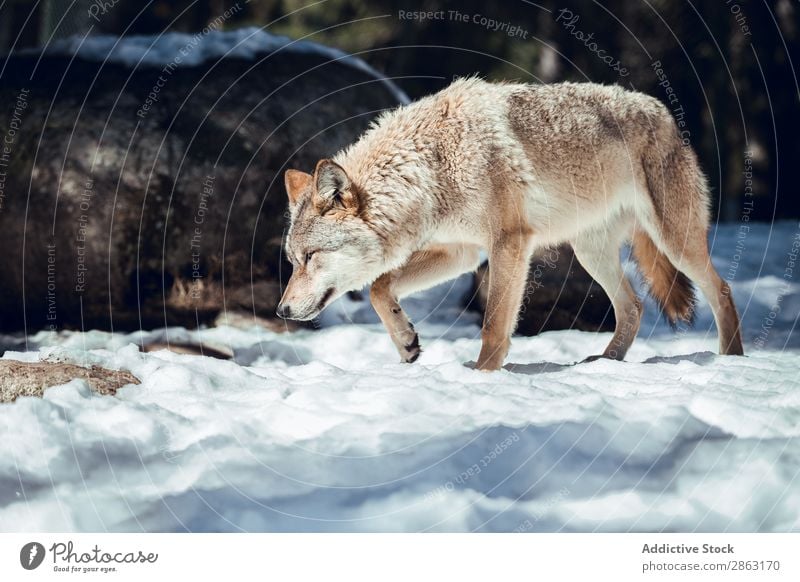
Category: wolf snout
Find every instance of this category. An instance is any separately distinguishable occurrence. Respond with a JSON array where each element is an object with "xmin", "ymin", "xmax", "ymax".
[{"xmin": 275, "ymin": 302, "xmax": 292, "ymax": 319}]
